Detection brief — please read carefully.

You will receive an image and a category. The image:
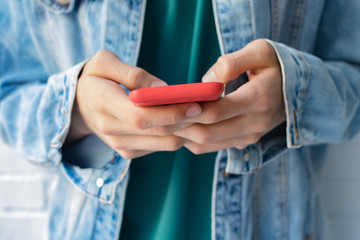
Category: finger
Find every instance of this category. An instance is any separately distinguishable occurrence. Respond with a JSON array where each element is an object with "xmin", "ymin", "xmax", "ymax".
[
  {"xmin": 184, "ymin": 81, "xmax": 258, "ymax": 124},
  {"xmin": 85, "ymin": 50, "xmax": 167, "ymax": 90},
  {"xmin": 88, "ymin": 133, "xmax": 156, "ymax": 159},
  {"xmin": 184, "ymin": 134, "xmax": 261, "ymax": 155},
  {"xmin": 189, "ymin": 64, "xmax": 283, "ymax": 125},
  {"xmin": 106, "ymin": 134, "xmax": 188, "ymax": 152},
  {"xmin": 142, "ymin": 123, "xmax": 193, "ymax": 136},
  {"xmin": 122, "ymin": 103, "xmax": 202, "ymax": 129},
  {"xmin": 97, "ymin": 114, "xmax": 193, "ymax": 136},
  {"xmin": 175, "ymin": 115, "xmax": 256, "ymax": 144},
  {"xmin": 88, "ymin": 76, "xmax": 202, "ymax": 128},
  {"xmin": 178, "ymin": 105, "xmax": 285, "ymax": 145},
  {"xmin": 202, "ymin": 39, "xmax": 277, "ymax": 84},
  {"xmin": 110, "ymin": 91, "xmax": 202, "ymax": 128}
]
